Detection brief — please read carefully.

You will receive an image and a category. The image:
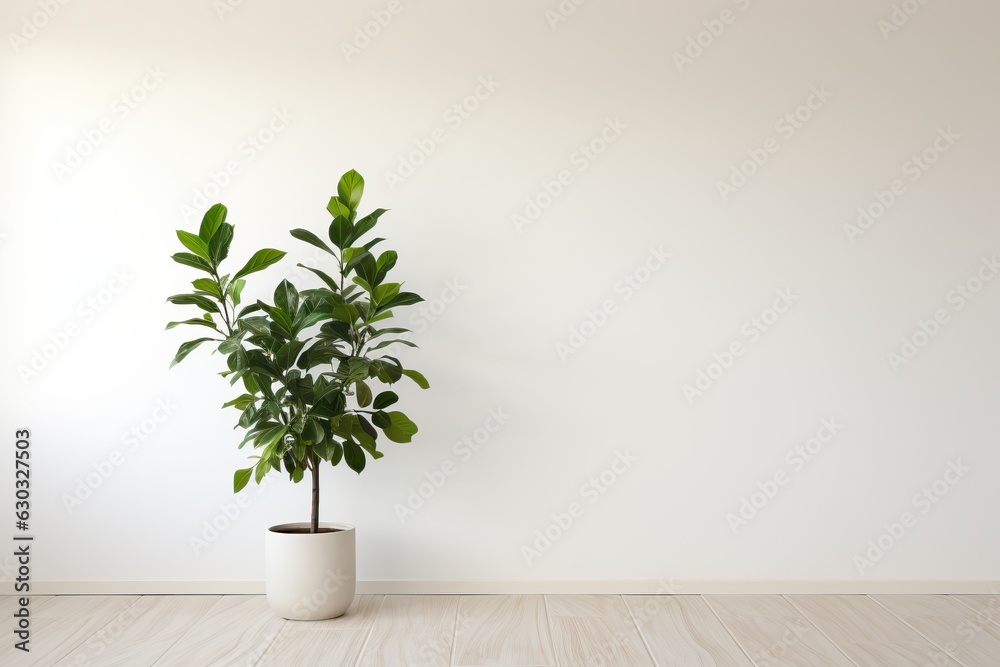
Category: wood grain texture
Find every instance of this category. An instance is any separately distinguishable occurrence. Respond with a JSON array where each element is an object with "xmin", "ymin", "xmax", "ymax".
[
  {"xmin": 789, "ymin": 595, "xmax": 963, "ymax": 667},
  {"xmin": 454, "ymin": 594, "xmax": 556, "ymax": 666},
  {"xmin": 52, "ymin": 595, "xmax": 219, "ymax": 667},
  {"xmin": 0, "ymin": 596, "xmax": 137, "ymax": 667},
  {"xmin": 547, "ymin": 595, "xmax": 654, "ymax": 667},
  {"xmin": 875, "ymin": 595, "xmax": 1000, "ymax": 666},
  {"xmin": 357, "ymin": 595, "xmax": 459, "ymax": 667},
  {"xmin": 955, "ymin": 595, "xmax": 1000, "ymax": 627},
  {"xmin": 150, "ymin": 595, "xmax": 286, "ymax": 667},
  {"xmin": 706, "ymin": 595, "xmax": 854, "ymax": 666},
  {"xmin": 285, "ymin": 594, "xmax": 383, "ymax": 630},
  {"xmin": 257, "ymin": 627, "xmax": 368, "ymax": 666},
  {"xmin": 624, "ymin": 595, "xmax": 754, "ymax": 666},
  {"xmin": 0, "ymin": 595, "xmax": 51, "ymax": 619}
]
